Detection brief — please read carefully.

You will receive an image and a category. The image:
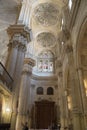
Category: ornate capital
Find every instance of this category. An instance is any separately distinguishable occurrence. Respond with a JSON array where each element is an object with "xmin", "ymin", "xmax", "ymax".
[
  {"xmin": 8, "ymin": 41, "xmax": 19, "ymax": 49},
  {"xmin": 22, "ymin": 58, "xmax": 35, "ymax": 75},
  {"xmin": 7, "ymin": 24, "xmax": 31, "ymax": 42},
  {"xmin": 24, "ymin": 58, "xmax": 35, "ymax": 67},
  {"xmin": 18, "ymin": 44, "xmax": 26, "ymax": 52}
]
